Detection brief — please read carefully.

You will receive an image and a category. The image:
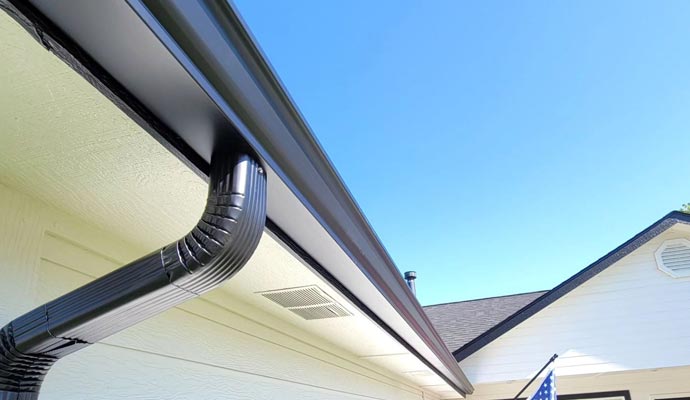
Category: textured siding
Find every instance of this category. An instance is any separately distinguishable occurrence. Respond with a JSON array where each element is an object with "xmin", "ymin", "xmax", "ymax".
[
  {"xmin": 0, "ymin": 183, "xmax": 436, "ymax": 400},
  {"xmin": 460, "ymin": 224, "xmax": 690, "ymax": 385}
]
